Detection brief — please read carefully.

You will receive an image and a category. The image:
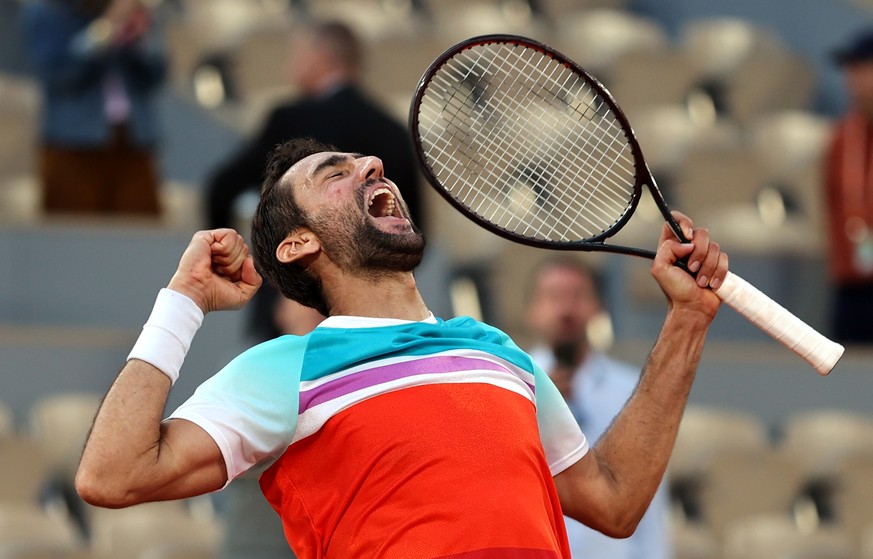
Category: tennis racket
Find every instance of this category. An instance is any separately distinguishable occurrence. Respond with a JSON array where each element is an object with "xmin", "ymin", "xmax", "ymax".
[{"xmin": 409, "ymin": 34, "xmax": 843, "ymax": 376}]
